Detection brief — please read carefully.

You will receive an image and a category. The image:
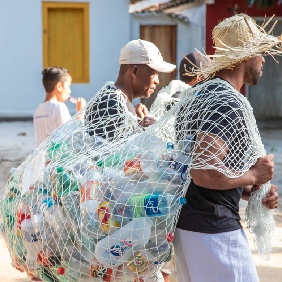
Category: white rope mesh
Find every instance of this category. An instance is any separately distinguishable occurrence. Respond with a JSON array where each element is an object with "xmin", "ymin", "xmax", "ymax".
[
  {"xmin": 0, "ymin": 78, "xmax": 275, "ymax": 281},
  {"xmin": 149, "ymin": 80, "xmax": 190, "ymax": 120}
]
